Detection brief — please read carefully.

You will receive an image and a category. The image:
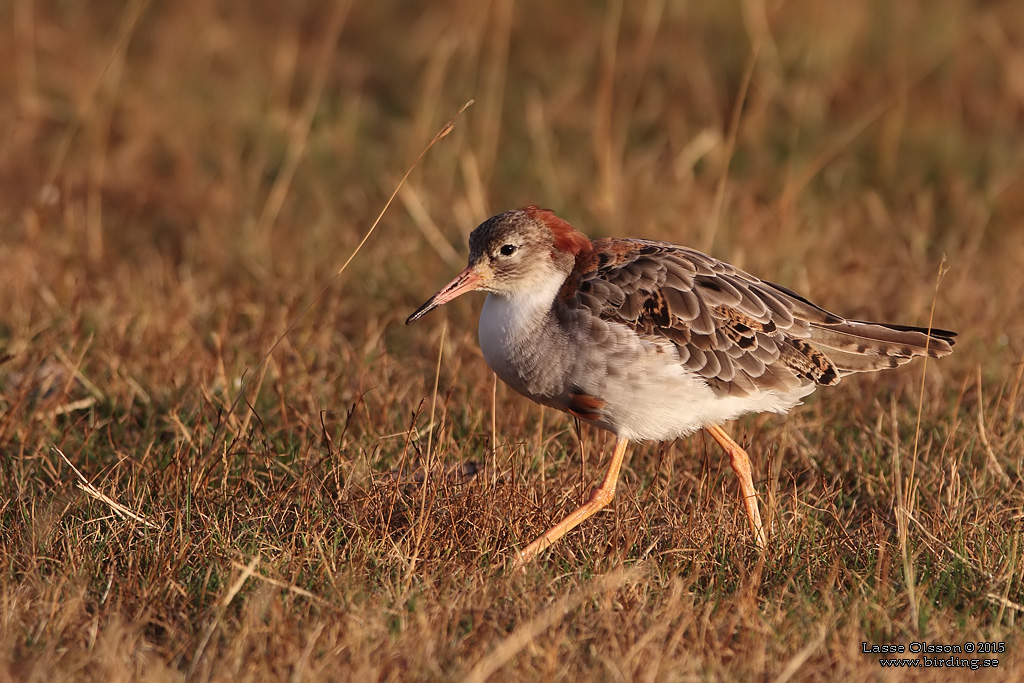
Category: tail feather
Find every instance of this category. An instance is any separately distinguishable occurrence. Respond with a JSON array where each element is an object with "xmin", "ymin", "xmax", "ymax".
[{"xmin": 808, "ymin": 320, "xmax": 956, "ymax": 376}]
